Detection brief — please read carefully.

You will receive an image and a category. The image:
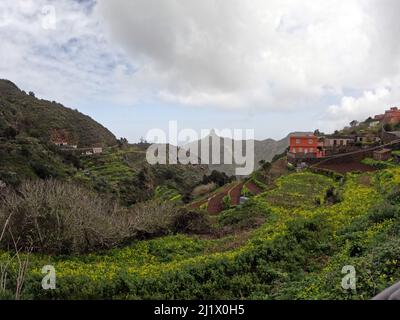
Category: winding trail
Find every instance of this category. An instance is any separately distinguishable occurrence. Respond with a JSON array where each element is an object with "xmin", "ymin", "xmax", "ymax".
[{"xmin": 228, "ymin": 182, "xmax": 244, "ymax": 206}]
